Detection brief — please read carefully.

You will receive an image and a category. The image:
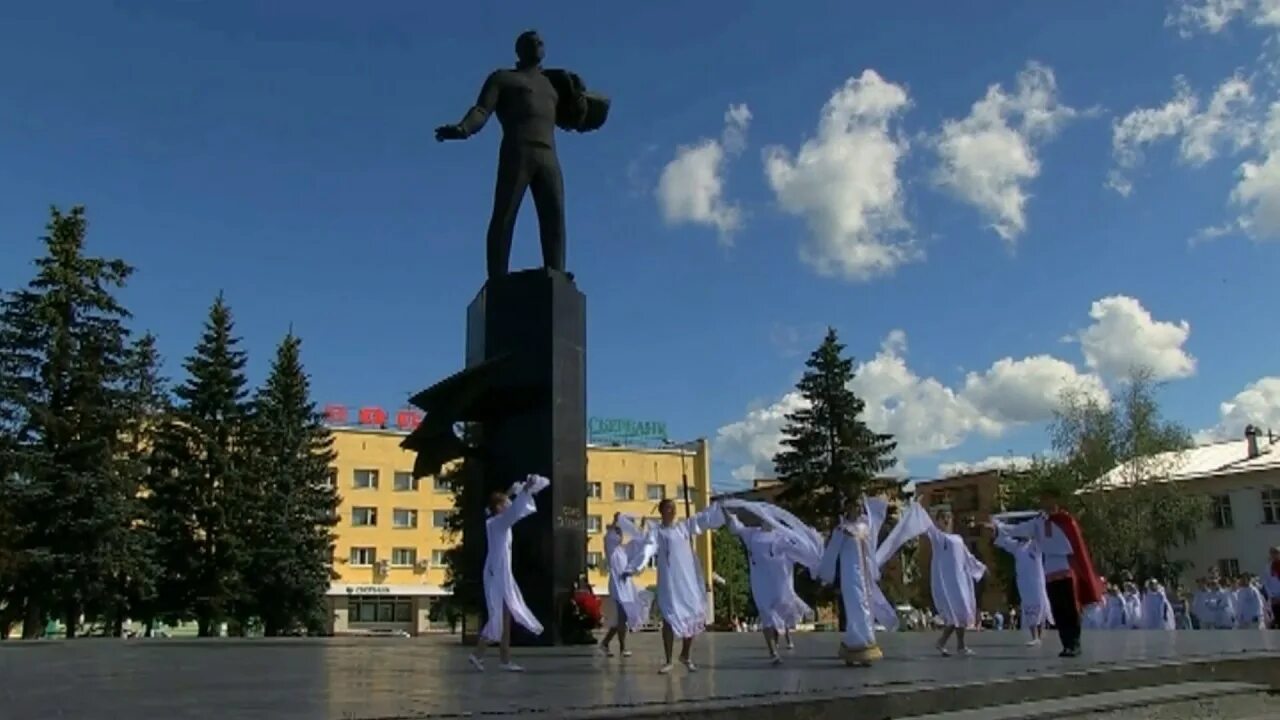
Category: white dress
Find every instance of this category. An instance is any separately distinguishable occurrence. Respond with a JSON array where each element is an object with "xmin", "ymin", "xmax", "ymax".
[
  {"xmin": 1082, "ymin": 603, "xmax": 1105, "ymax": 629},
  {"xmin": 727, "ymin": 513, "xmax": 812, "ymax": 630},
  {"xmin": 1235, "ymin": 585, "xmax": 1266, "ymax": 629},
  {"xmin": 993, "ymin": 528, "xmax": 1052, "ymax": 629},
  {"xmin": 924, "ymin": 525, "xmax": 987, "ymax": 629},
  {"xmin": 604, "ymin": 529, "xmax": 654, "ymax": 631},
  {"xmin": 818, "ymin": 517, "xmax": 880, "ymax": 660},
  {"xmin": 1104, "ymin": 593, "xmax": 1126, "ymax": 629},
  {"xmin": 1122, "ymin": 592, "xmax": 1144, "ymax": 629},
  {"xmin": 479, "ymin": 475, "xmax": 551, "ymax": 642},
  {"xmin": 1141, "ymin": 588, "xmax": 1175, "ymax": 630},
  {"xmin": 629, "ymin": 506, "xmax": 724, "ymax": 639}
]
